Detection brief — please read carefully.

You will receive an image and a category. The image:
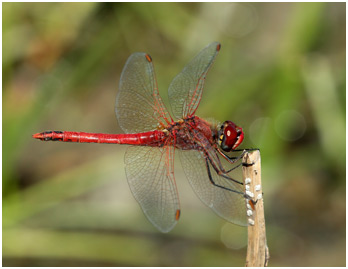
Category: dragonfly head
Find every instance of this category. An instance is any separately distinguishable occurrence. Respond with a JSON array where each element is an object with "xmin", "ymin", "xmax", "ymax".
[{"xmin": 217, "ymin": 121, "xmax": 244, "ymax": 152}]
